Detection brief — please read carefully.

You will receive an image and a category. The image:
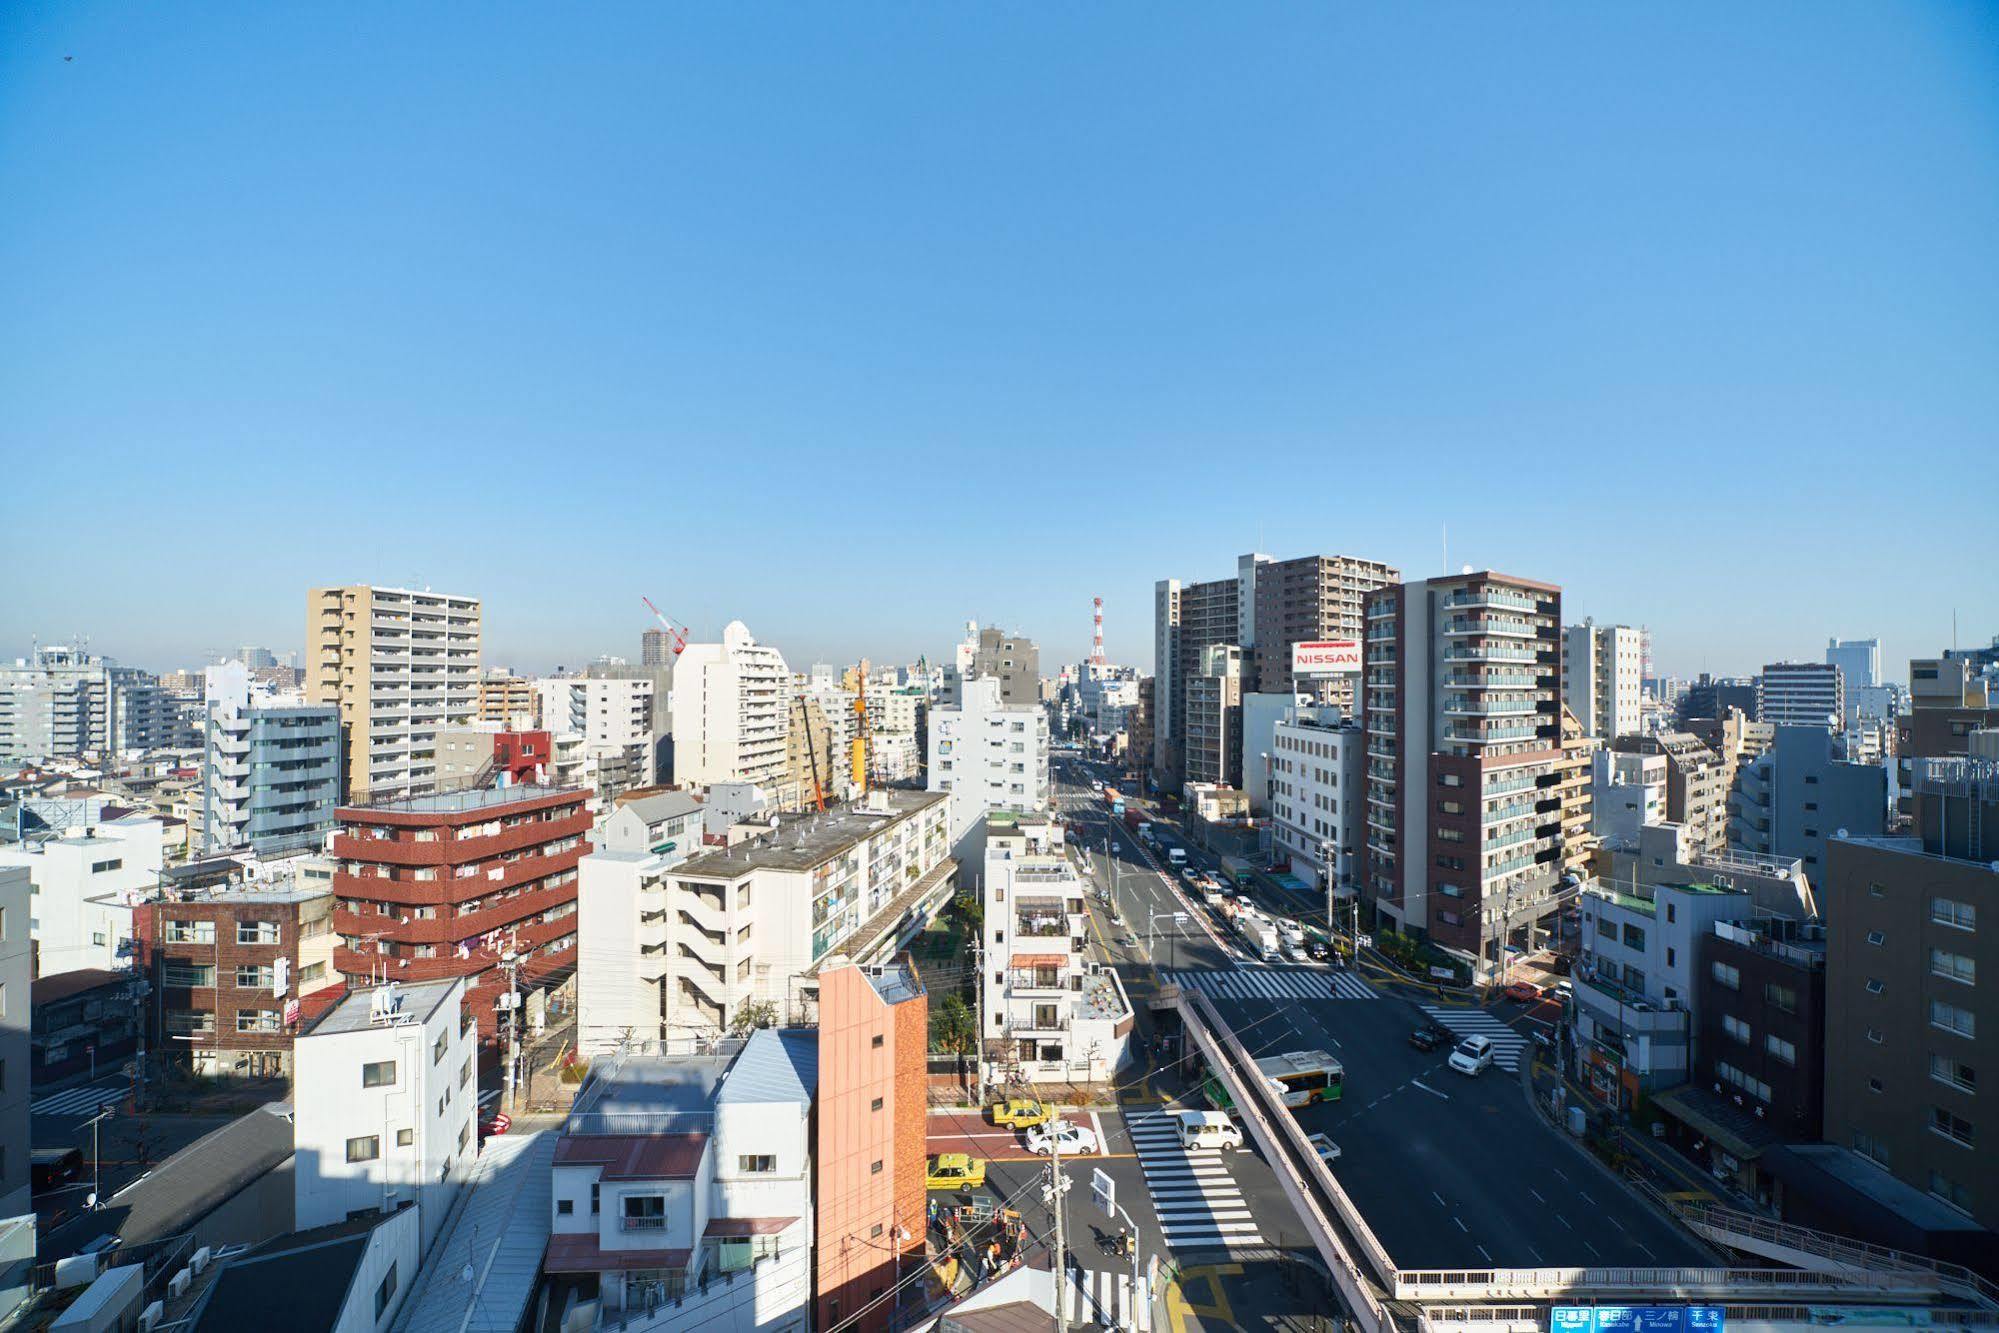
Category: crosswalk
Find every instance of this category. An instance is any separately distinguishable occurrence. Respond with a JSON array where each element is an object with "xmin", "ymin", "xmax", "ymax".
[
  {"xmin": 1065, "ymin": 1266, "xmax": 1140, "ymax": 1327},
  {"xmin": 32, "ymin": 1083, "xmax": 126, "ymax": 1120},
  {"xmin": 1163, "ymin": 966, "xmax": 1379, "ymax": 1002},
  {"xmin": 1125, "ymin": 1109, "xmax": 1263, "ymax": 1250},
  {"xmin": 1420, "ymin": 1005, "xmax": 1530, "ymax": 1071}
]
